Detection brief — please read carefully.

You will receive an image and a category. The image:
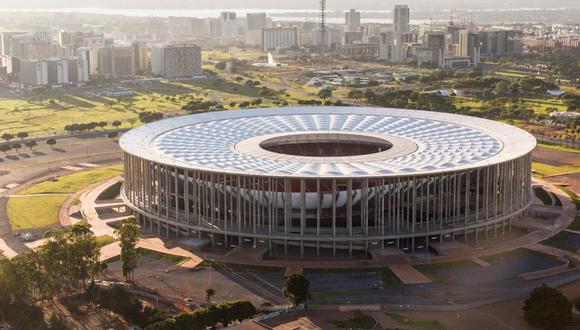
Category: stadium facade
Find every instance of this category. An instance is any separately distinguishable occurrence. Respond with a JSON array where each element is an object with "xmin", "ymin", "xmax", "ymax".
[{"xmin": 120, "ymin": 107, "xmax": 536, "ymax": 256}]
